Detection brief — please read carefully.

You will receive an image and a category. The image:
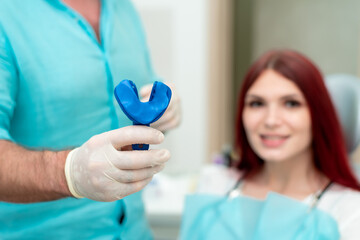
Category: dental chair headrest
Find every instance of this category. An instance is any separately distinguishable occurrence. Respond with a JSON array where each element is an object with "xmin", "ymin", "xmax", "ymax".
[{"xmin": 325, "ymin": 74, "xmax": 360, "ymax": 153}]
